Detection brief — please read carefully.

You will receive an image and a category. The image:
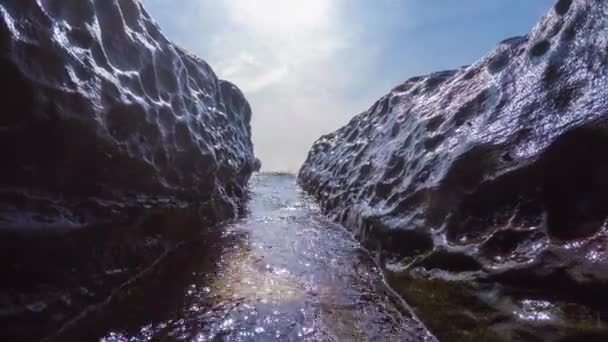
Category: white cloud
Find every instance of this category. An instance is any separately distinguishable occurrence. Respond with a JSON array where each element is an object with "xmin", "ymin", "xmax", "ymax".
[
  {"xmin": 227, "ymin": 0, "xmax": 331, "ymax": 35},
  {"xmin": 215, "ymin": 52, "xmax": 289, "ymax": 93}
]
